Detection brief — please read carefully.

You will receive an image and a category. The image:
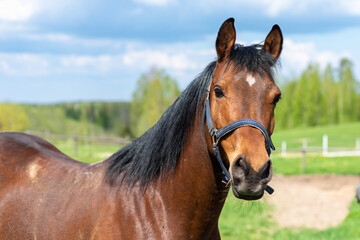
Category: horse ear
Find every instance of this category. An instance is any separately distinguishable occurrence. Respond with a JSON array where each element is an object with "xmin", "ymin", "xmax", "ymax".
[
  {"xmin": 263, "ymin": 24, "xmax": 283, "ymax": 60},
  {"xmin": 216, "ymin": 18, "xmax": 236, "ymax": 63}
]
